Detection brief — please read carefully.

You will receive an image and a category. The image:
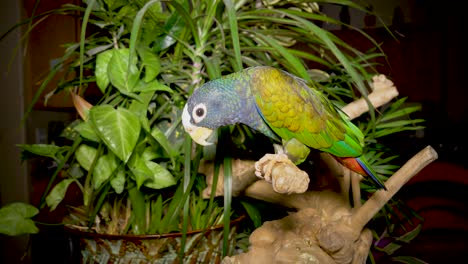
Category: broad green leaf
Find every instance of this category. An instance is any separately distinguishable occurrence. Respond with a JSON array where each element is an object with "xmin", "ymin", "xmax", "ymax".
[
  {"xmin": 141, "ymin": 146, "xmax": 160, "ymax": 161},
  {"xmin": 95, "ymin": 49, "xmax": 114, "ymax": 93},
  {"xmin": 128, "ymin": 154, "xmax": 153, "ymax": 189},
  {"xmin": 68, "ymin": 163, "xmax": 84, "ymax": 179},
  {"xmin": 128, "ymin": 91, "xmax": 155, "ymax": 118},
  {"xmin": 103, "ymin": 0, "xmax": 127, "ymax": 11},
  {"xmin": 0, "ymin": 203, "xmax": 39, "ymax": 236},
  {"xmin": 74, "ymin": 121, "xmax": 101, "ymax": 142},
  {"xmin": 75, "ymin": 144, "xmax": 98, "ymax": 171},
  {"xmin": 110, "ymin": 167, "xmax": 126, "ymax": 194},
  {"xmin": 137, "ymin": 45, "xmax": 160, "ymax": 82},
  {"xmin": 152, "ymin": 10, "xmax": 185, "ymax": 52},
  {"xmin": 143, "ymin": 161, "xmax": 176, "ymax": 189},
  {"xmin": 46, "ymin": 179, "xmax": 74, "ymax": 211},
  {"xmin": 108, "ymin": 48, "xmax": 139, "ymax": 93},
  {"xmin": 128, "ymin": 91, "xmax": 155, "ymax": 132},
  {"xmin": 90, "ymin": 105, "xmax": 141, "ymax": 163},
  {"xmin": 150, "ymin": 126, "xmax": 177, "ymax": 157},
  {"xmin": 93, "ymin": 153, "xmax": 118, "ymax": 189},
  {"xmin": 133, "ymin": 80, "xmax": 173, "ymax": 93},
  {"xmin": 17, "ymin": 144, "xmax": 62, "ymax": 159}
]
